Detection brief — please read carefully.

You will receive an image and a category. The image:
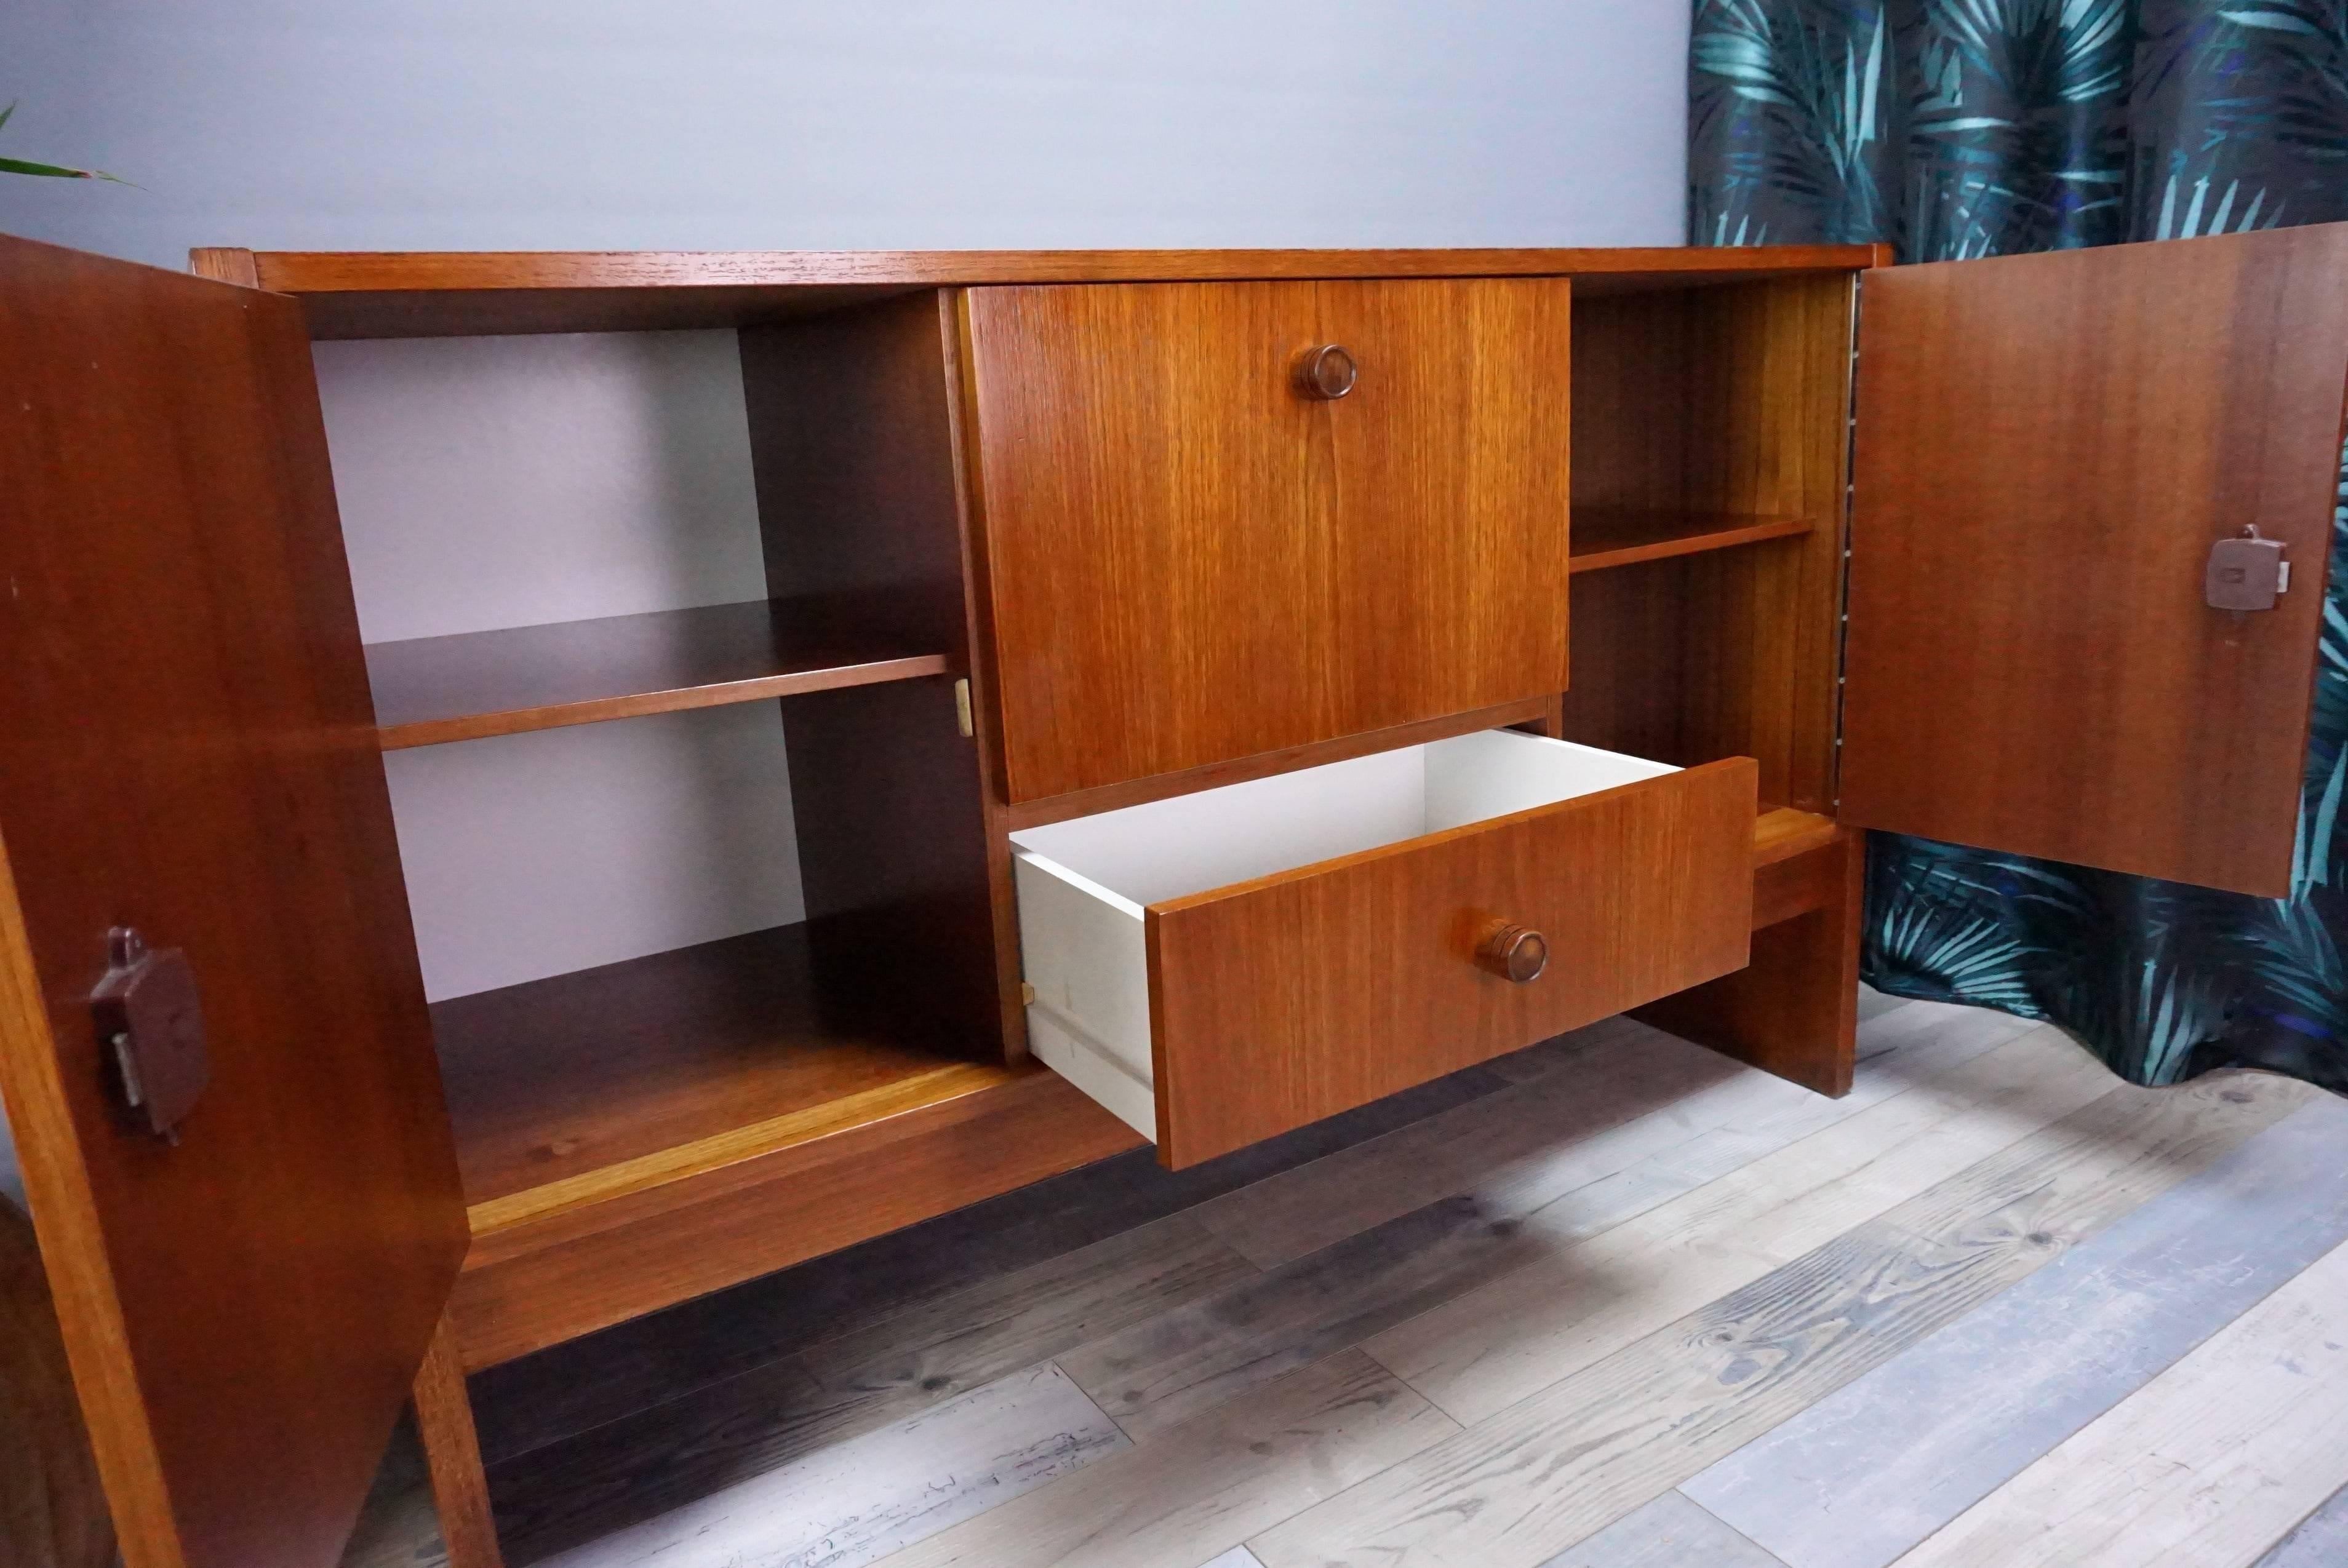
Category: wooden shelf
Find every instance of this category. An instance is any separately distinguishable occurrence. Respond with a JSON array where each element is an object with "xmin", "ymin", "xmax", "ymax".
[
  {"xmin": 431, "ymin": 923, "xmax": 1004, "ymax": 1236},
  {"xmin": 1755, "ymin": 806, "xmax": 1841, "ymax": 866},
  {"xmin": 365, "ymin": 599, "xmax": 954, "ymax": 749},
  {"xmin": 1569, "ymin": 510, "xmax": 1813, "ymax": 575}
]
